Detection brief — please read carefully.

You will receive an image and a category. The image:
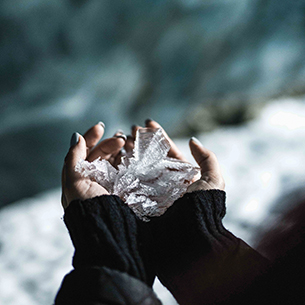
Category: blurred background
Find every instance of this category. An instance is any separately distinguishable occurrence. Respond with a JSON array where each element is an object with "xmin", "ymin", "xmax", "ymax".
[{"xmin": 1, "ymin": 0, "xmax": 305, "ymax": 304}]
